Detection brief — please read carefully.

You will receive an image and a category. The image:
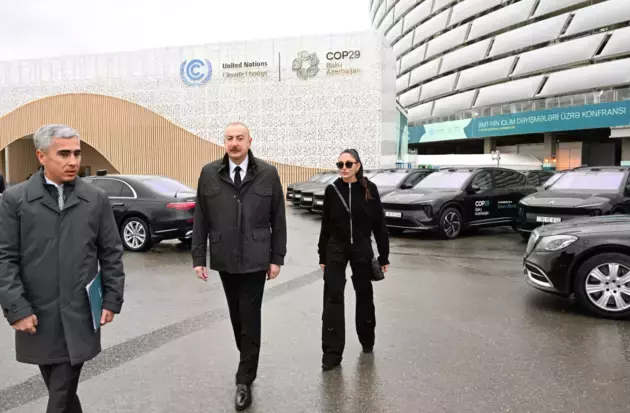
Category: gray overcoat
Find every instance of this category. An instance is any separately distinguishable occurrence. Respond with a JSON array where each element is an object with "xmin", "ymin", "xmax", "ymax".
[{"xmin": 0, "ymin": 170, "xmax": 125, "ymax": 366}]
